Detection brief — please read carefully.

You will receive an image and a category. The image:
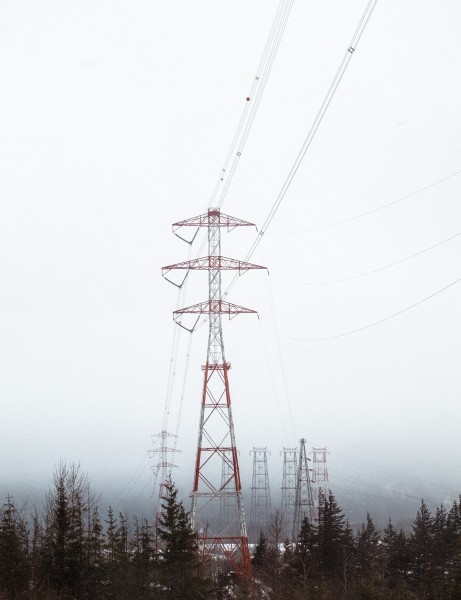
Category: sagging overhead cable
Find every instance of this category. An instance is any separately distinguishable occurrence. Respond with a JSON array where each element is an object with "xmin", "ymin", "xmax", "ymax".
[
  {"xmin": 270, "ymin": 167, "xmax": 461, "ymax": 235},
  {"xmin": 211, "ymin": 0, "xmax": 295, "ymax": 211},
  {"xmin": 271, "ymin": 274, "xmax": 461, "ymax": 341},
  {"xmin": 241, "ymin": 0, "xmax": 380, "ymax": 267},
  {"xmin": 275, "ymin": 231, "xmax": 461, "ymax": 286}
]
